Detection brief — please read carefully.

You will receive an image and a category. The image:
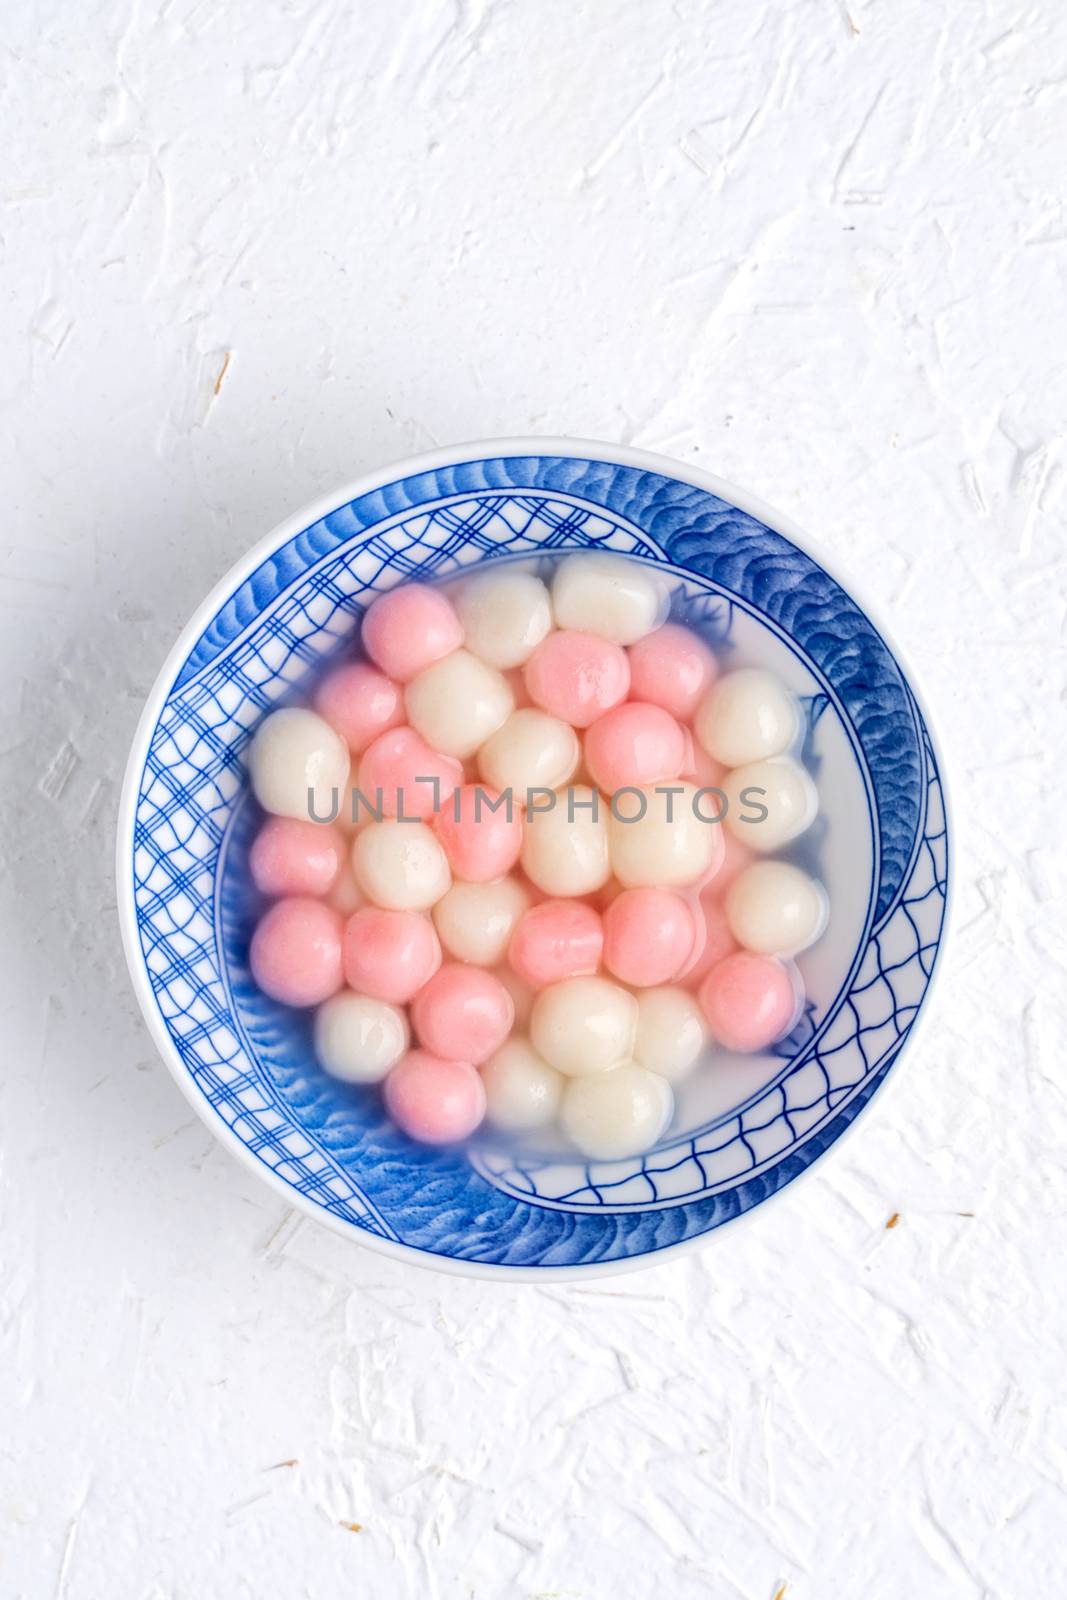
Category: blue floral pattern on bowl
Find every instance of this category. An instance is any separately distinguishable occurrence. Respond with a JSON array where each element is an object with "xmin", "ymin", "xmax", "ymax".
[{"xmin": 122, "ymin": 447, "xmax": 949, "ymax": 1277}]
